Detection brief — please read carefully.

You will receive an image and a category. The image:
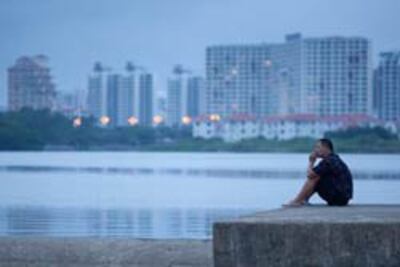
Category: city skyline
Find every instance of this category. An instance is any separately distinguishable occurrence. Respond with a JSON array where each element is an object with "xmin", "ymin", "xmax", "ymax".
[{"xmin": 1, "ymin": 0, "xmax": 400, "ymax": 108}]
